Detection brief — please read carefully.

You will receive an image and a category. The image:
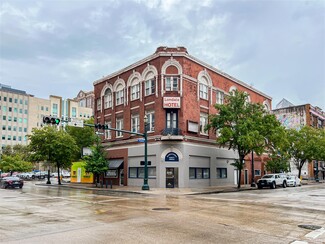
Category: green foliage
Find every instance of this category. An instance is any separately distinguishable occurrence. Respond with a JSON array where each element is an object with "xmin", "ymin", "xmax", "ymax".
[
  {"xmin": 287, "ymin": 126, "xmax": 325, "ymax": 178},
  {"xmin": 0, "ymin": 145, "xmax": 33, "ymax": 172},
  {"xmin": 207, "ymin": 90, "xmax": 284, "ymax": 188},
  {"xmin": 65, "ymin": 118, "xmax": 96, "ymax": 161},
  {"xmin": 28, "ymin": 126, "xmax": 79, "ymax": 184},
  {"xmin": 0, "ymin": 154, "xmax": 33, "ymax": 172},
  {"xmin": 83, "ymin": 136, "xmax": 108, "ymax": 184}
]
